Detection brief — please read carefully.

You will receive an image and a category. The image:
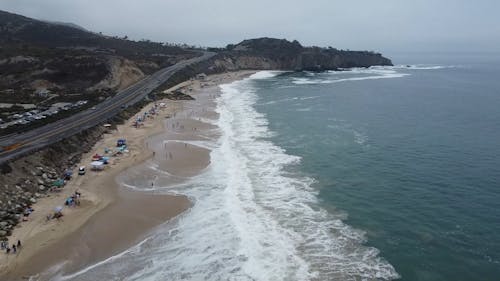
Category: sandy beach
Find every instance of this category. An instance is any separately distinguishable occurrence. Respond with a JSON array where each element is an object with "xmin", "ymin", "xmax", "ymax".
[{"xmin": 0, "ymin": 70, "xmax": 254, "ymax": 280}]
